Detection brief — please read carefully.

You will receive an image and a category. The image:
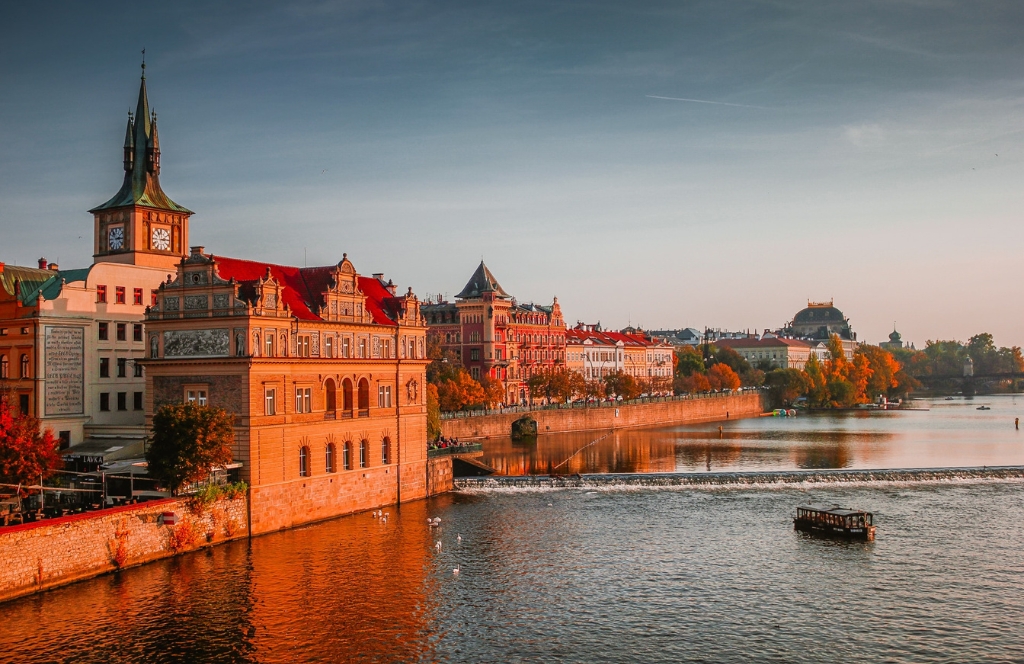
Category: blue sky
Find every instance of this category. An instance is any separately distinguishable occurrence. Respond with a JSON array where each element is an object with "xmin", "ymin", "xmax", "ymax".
[{"xmin": 2, "ymin": 1, "xmax": 1023, "ymax": 347}]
